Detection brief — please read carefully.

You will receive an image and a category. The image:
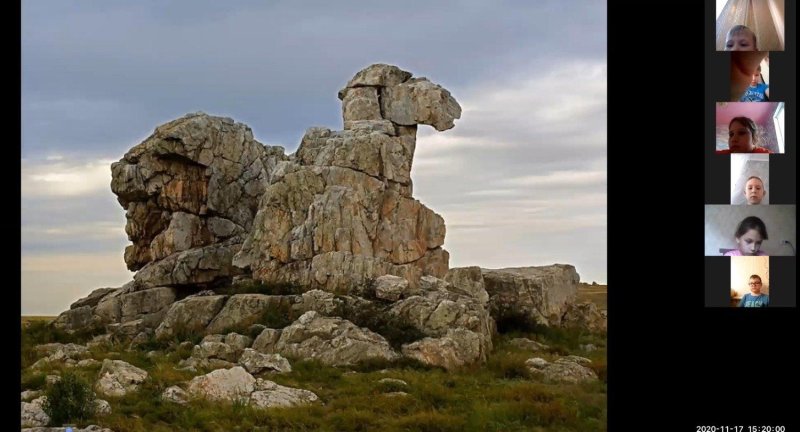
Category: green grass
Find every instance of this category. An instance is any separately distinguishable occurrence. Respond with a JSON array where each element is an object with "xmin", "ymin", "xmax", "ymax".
[{"xmin": 21, "ymin": 313, "xmax": 606, "ymax": 431}]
